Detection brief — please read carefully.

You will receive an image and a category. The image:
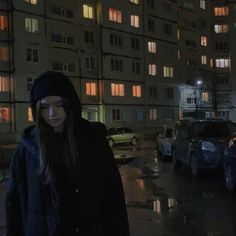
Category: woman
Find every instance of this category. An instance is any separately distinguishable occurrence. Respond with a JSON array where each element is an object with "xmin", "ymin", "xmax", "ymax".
[{"xmin": 6, "ymin": 71, "xmax": 130, "ymax": 236}]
